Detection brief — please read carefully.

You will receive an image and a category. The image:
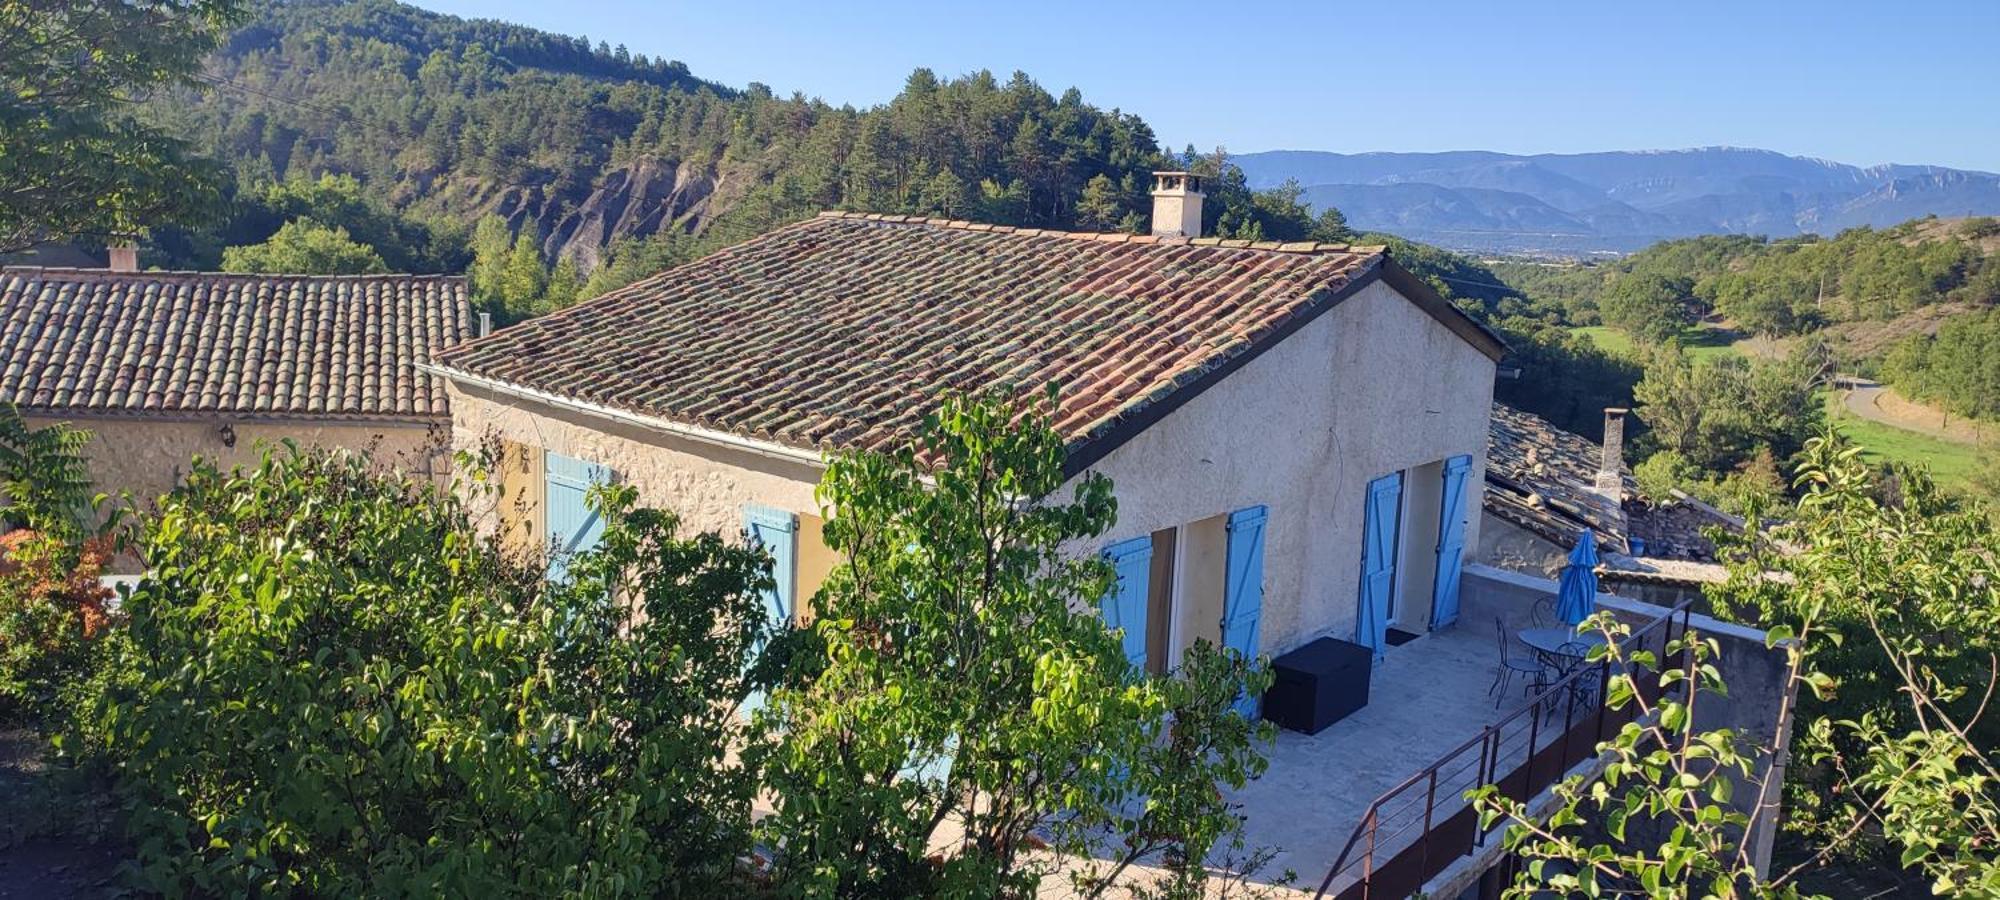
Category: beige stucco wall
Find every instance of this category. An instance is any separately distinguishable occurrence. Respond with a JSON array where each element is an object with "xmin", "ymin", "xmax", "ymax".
[
  {"xmin": 445, "ymin": 381, "xmax": 824, "ymax": 545},
  {"xmin": 26, "ymin": 414, "xmax": 447, "ymax": 514},
  {"xmin": 443, "ymin": 278, "xmax": 1497, "ymax": 661},
  {"xmin": 1069, "ymin": 279, "xmax": 1497, "ymax": 658}
]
